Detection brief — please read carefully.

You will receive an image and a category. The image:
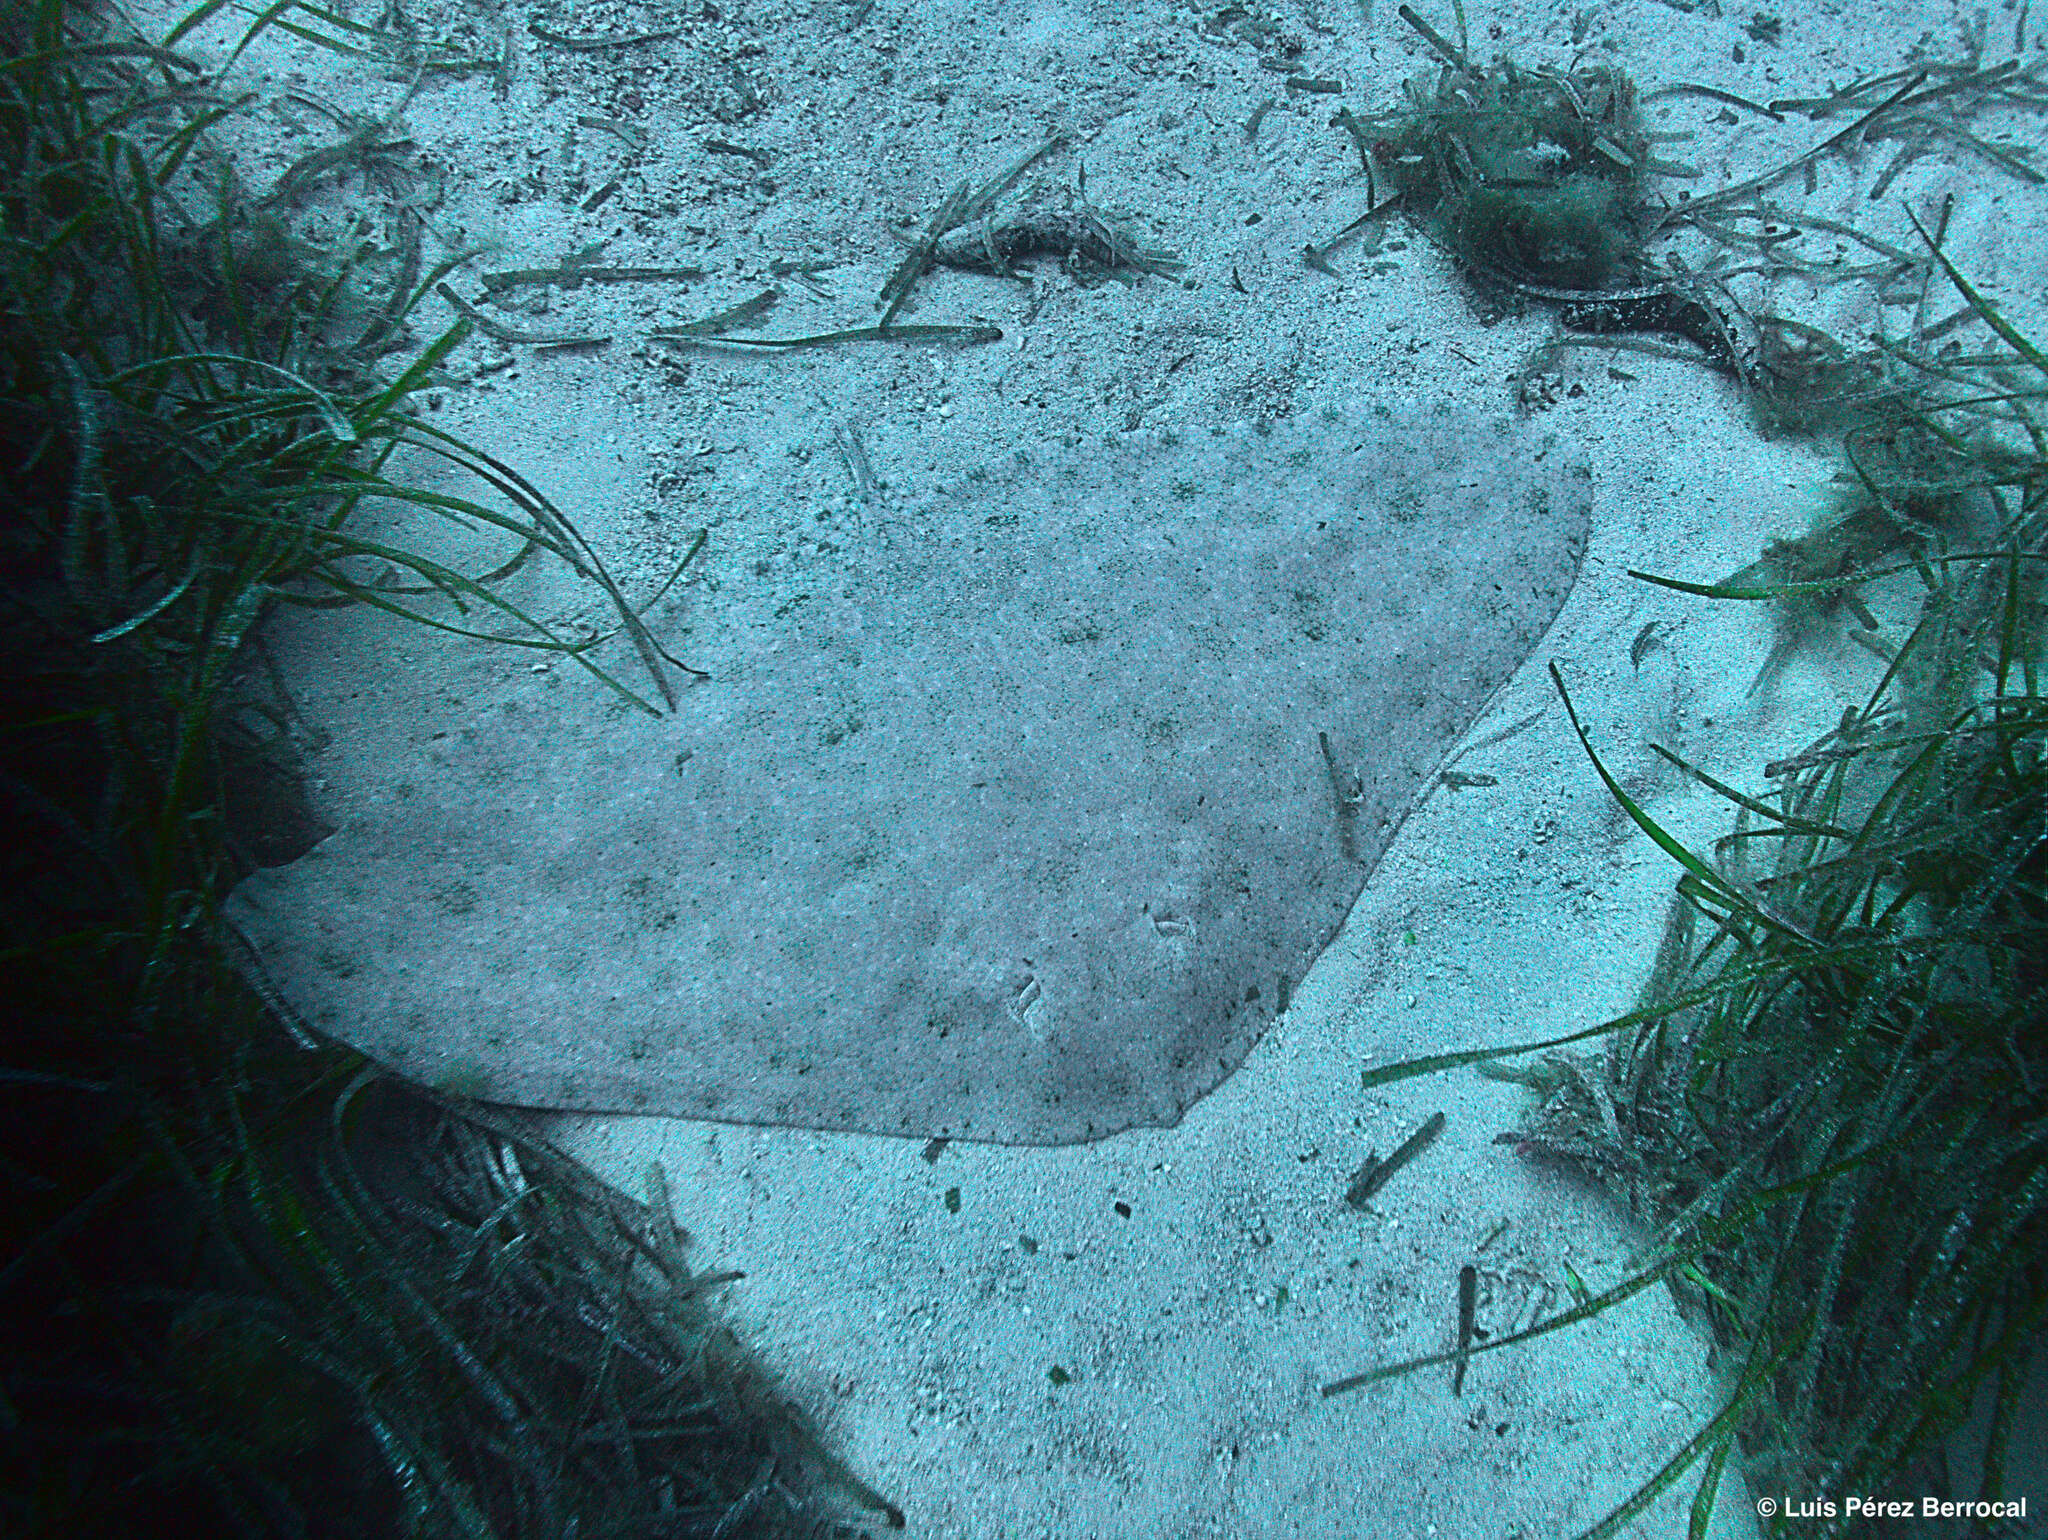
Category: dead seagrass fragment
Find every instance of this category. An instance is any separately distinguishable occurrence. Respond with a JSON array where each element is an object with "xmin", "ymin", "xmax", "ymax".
[{"xmin": 227, "ymin": 404, "xmax": 1589, "ymax": 1145}]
